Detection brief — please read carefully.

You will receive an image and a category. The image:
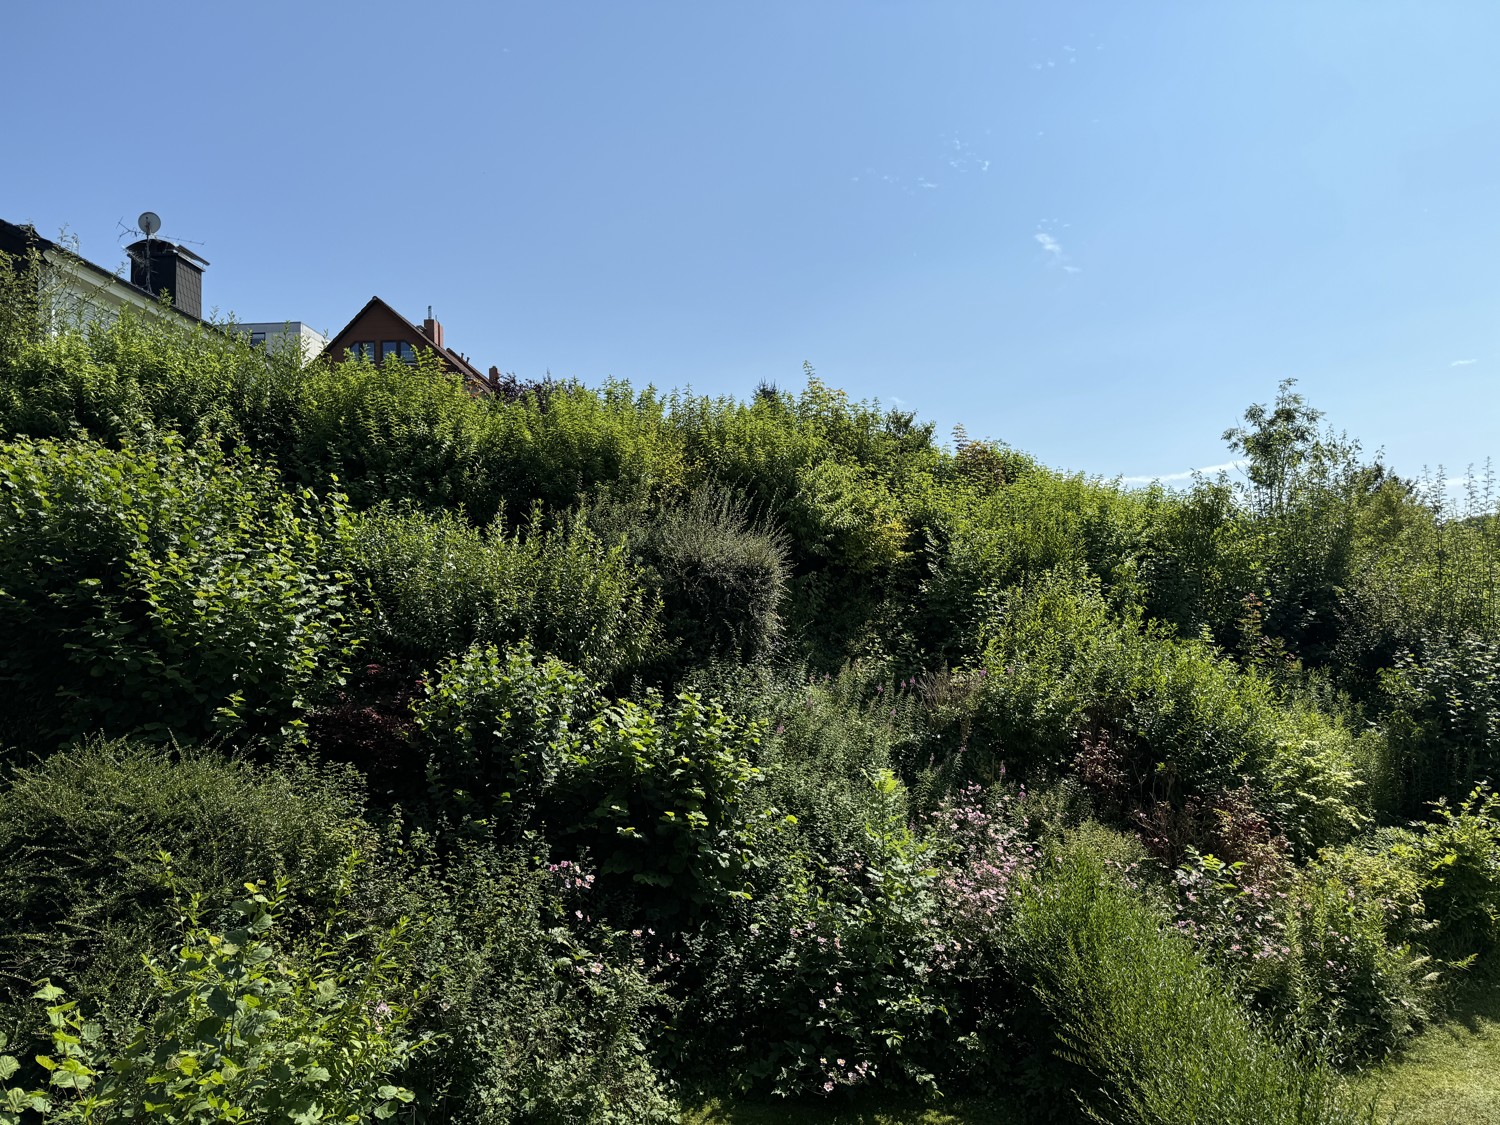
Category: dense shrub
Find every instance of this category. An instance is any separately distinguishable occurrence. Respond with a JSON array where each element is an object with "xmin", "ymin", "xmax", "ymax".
[
  {"xmin": 699, "ymin": 662, "xmax": 926, "ymax": 857},
  {"xmin": 286, "ymin": 351, "xmax": 491, "ymax": 515},
  {"xmin": 1173, "ymin": 847, "xmax": 1435, "ymax": 1065},
  {"xmin": 414, "ymin": 642, "xmax": 594, "ymax": 830},
  {"xmin": 0, "ymin": 437, "xmax": 359, "ymax": 747},
  {"xmin": 1389, "ymin": 786, "xmax": 1500, "ymax": 963},
  {"xmin": 345, "ymin": 505, "xmax": 658, "ymax": 683},
  {"xmin": 674, "ymin": 770, "xmax": 956, "ymax": 1100},
  {"xmin": 586, "ymin": 487, "xmax": 788, "ymax": 676},
  {"xmin": 0, "ymin": 300, "xmax": 304, "ymax": 454},
  {"xmin": 0, "ymin": 740, "xmax": 371, "ymax": 1026},
  {"xmin": 366, "ymin": 839, "xmax": 679, "ymax": 1124},
  {"xmin": 416, "ymin": 643, "xmax": 767, "ymax": 916},
  {"xmin": 967, "ymin": 571, "xmax": 1367, "ymax": 856},
  {"xmin": 0, "ymin": 868, "xmax": 433, "ymax": 1124},
  {"xmin": 476, "ymin": 380, "xmax": 685, "ymax": 519},
  {"xmin": 1381, "ymin": 632, "xmax": 1500, "ymax": 809}
]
